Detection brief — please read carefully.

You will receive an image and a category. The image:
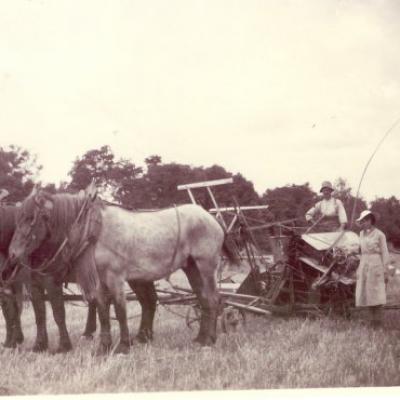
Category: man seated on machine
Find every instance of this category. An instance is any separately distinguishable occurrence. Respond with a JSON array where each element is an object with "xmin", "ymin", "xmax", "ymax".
[{"xmin": 305, "ymin": 181, "xmax": 348, "ymax": 233}]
